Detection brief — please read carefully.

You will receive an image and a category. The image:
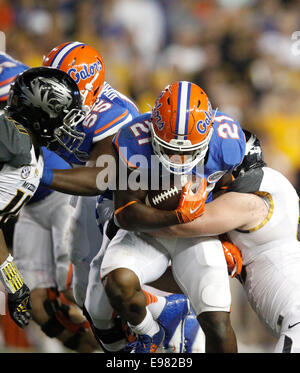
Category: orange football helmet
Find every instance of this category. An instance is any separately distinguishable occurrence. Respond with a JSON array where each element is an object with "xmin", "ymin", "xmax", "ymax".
[
  {"xmin": 151, "ymin": 81, "xmax": 214, "ymax": 174},
  {"xmin": 43, "ymin": 41, "xmax": 105, "ymax": 112}
]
